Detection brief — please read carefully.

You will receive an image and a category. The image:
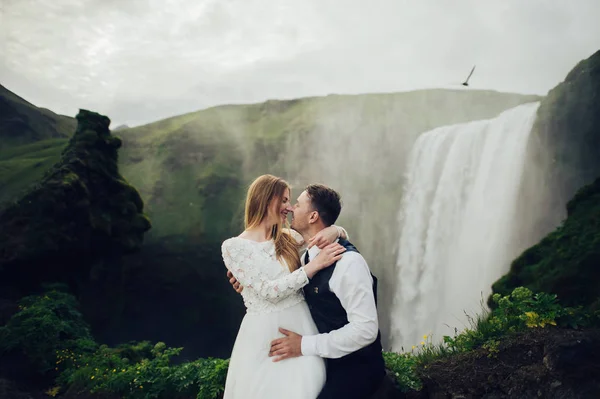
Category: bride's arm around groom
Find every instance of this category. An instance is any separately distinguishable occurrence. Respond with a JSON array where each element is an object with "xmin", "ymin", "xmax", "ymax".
[{"xmin": 222, "ymin": 237, "xmax": 345, "ymax": 302}]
